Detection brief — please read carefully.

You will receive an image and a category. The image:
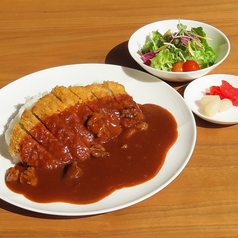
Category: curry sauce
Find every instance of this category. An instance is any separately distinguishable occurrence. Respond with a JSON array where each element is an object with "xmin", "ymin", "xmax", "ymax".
[{"xmin": 6, "ymin": 103, "xmax": 177, "ymax": 204}]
